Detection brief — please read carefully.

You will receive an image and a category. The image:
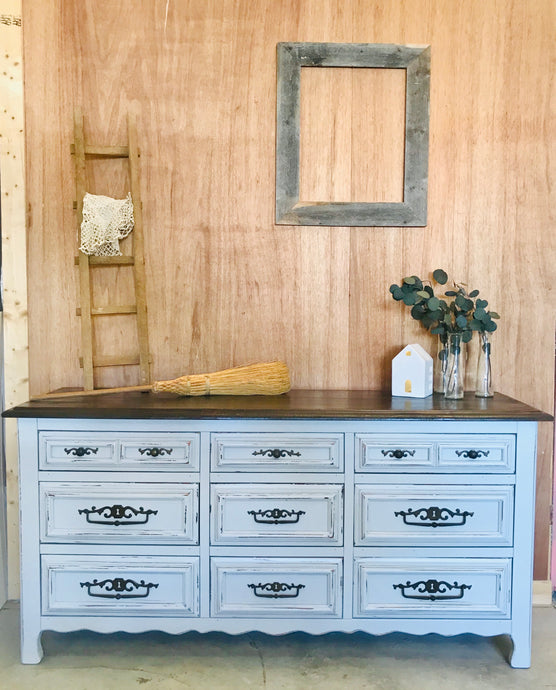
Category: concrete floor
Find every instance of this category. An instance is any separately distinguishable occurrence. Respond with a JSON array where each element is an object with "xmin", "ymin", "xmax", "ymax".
[{"xmin": 0, "ymin": 603, "xmax": 555, "ymax": 689}]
